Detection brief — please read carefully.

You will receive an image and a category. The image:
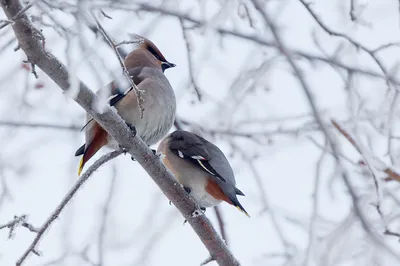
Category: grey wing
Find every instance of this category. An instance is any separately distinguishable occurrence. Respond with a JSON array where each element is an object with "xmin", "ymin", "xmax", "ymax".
[
  {"xmin": 203, "ymin": 142, "xmax": 236, "ymax": 185},
  {"xmin": 80, "ymin": 67, "xmax": 145, "ymax": 132},
  {"xmin": 169, "ymin": 131, "xmax": 228, "ymax": 183}
]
